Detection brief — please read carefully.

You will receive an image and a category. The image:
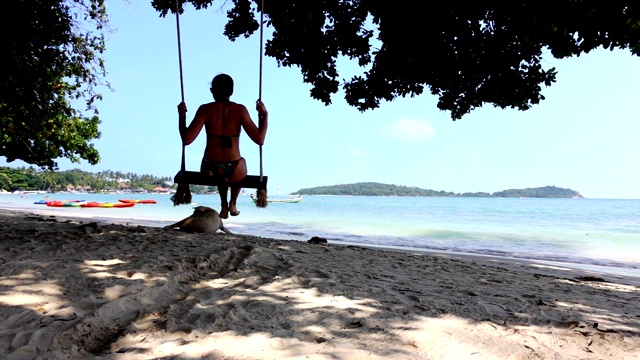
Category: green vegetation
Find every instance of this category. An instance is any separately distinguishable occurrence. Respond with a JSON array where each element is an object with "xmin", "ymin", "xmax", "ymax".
[
  {"xmin": 296, "ymin": 183, "xmax": 582, "ymax": 198},
  {"xmin": 297, "ymin": 183, "xmax": 456, "ymax": 197},
  {"xmin": 1, "ymin": 1, "xmax": 109, "ymax": 169},
  {"xmin": 0, "ymin": 166, "xmax": 222, "ymax": 194},
  {"xmin": 492, "ymin": 186, "xmax": 582, "ymax": 198},
  {"xmin": 5, "ymin": 1, "xmax": 637, "ymax": 172},
  {"xmin": 0, "ymin": 166, "xmax": 173, "ymax": 193},
  {"xmin": 153, "ymin": 0, "xmax": 640, "ymax": 120},
  {"xmin": 0, "ymin": 166, "xmax": 171, "ymax": 193},
  {"xmin": 1, "ymin": 167, "xmax": 582, "ymax": 198}
]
